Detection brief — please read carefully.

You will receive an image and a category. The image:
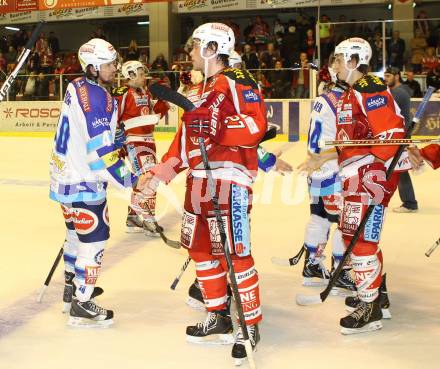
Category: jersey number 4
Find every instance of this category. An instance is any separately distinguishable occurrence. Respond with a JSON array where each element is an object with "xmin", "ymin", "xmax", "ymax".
[
  {"xmin": 308, "ymin": 119, "xmax": 322, "ymax": 154},
  {"xmin": 55, "ymin": 115, "xmax": 70, "ymax": 155}
]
